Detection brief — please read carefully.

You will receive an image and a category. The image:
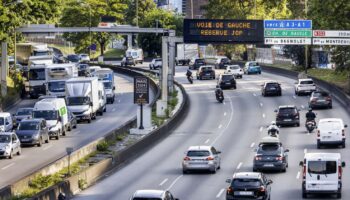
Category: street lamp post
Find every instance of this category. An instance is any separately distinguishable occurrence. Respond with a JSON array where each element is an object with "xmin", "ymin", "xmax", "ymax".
[{"xmin": 304, "ymin": 0, "xmax": 309, "ymax": 74}]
